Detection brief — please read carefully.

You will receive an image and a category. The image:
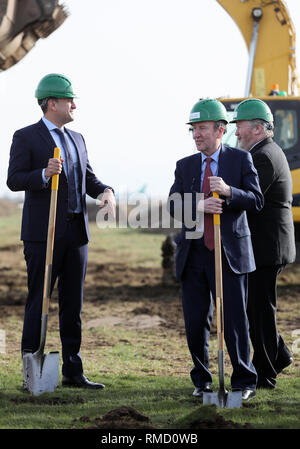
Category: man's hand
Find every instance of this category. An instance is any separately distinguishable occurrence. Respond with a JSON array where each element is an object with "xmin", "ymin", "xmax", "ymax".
[
  {"xmin": 202, "ymin": 196, "xmax": 224, "ymax": 214},
  {"xmin": 208, "ymin": 176, "xmax": 232, "ymax": 198},
  {"xmin": 98, "ymin": 189, "xmax": 116, "ymax": 219},
  {"xmin": 44, "ymin": 157, "xmax": 64, "ymax": 178}
]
